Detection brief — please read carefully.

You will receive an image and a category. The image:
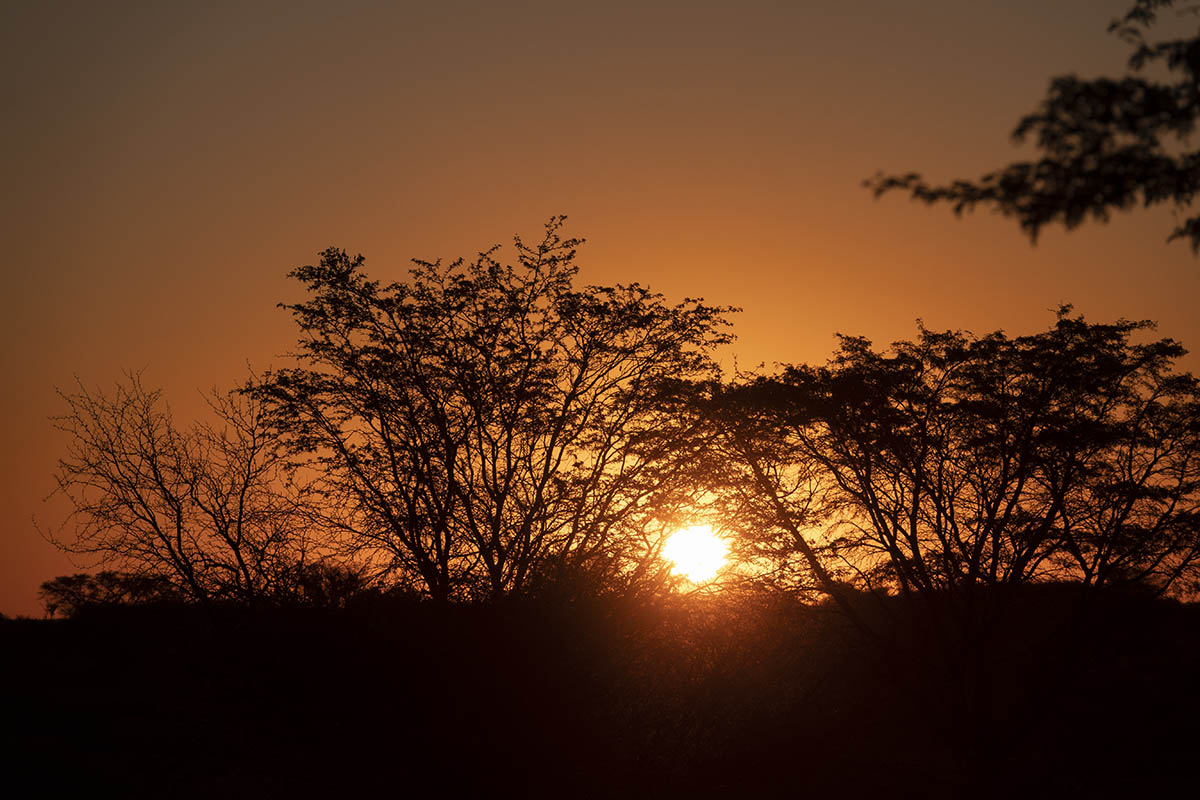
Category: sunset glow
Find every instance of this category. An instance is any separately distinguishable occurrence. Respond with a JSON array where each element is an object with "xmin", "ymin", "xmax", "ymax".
[{"xmin": 663, "ymin": 525, "xmax": 728, "ymax": 583}]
